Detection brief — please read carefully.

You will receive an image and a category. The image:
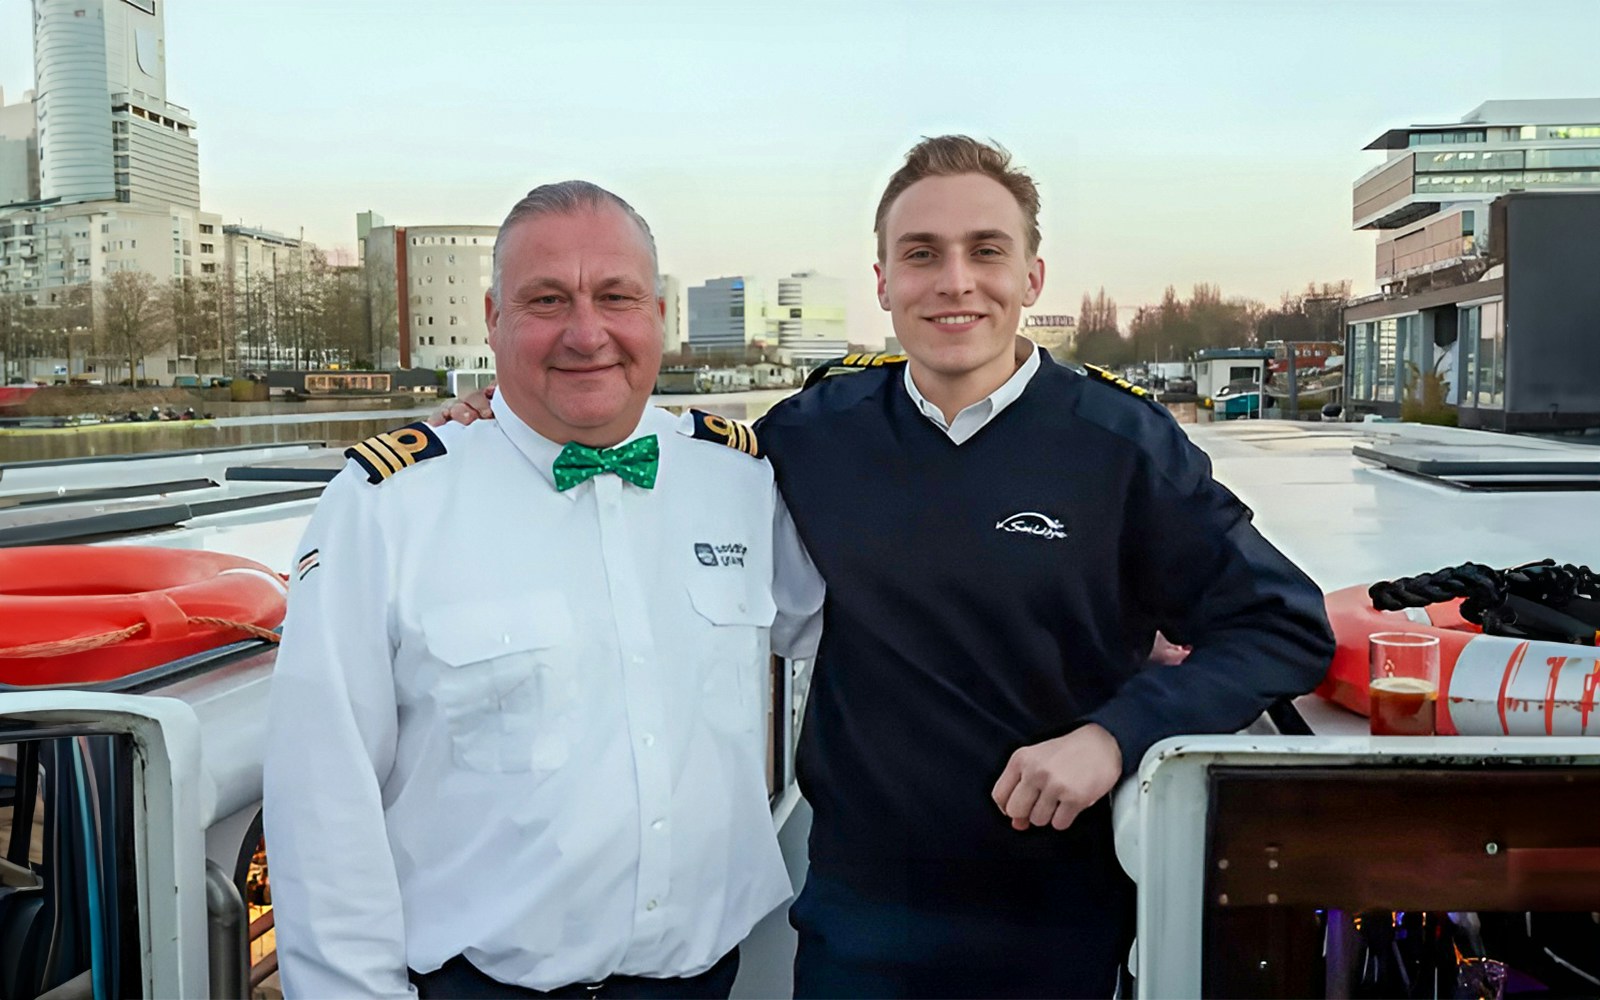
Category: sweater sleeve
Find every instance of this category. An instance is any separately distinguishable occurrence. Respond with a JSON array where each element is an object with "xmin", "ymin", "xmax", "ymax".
[{"xmin": 1081, "ymin": 420, "xmax": 1335, "ymax": 776}]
